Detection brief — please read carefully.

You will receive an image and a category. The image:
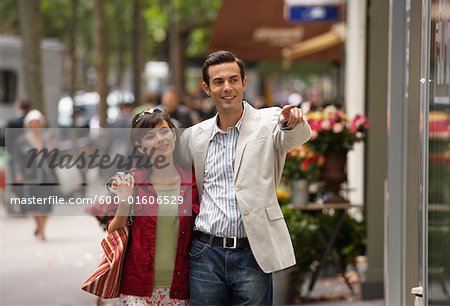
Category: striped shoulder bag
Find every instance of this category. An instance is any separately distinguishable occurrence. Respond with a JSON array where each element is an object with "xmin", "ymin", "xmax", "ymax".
[{"xmin": 82, "ymin": 172, "xmax": 134, "ymax": 299}]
